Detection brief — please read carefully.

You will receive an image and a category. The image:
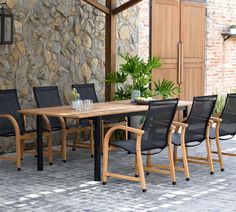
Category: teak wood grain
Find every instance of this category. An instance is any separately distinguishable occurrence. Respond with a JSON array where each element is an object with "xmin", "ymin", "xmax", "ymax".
[{"xmin": 18, "ymin": 100, "xmax": 192, "ymax": 119}]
